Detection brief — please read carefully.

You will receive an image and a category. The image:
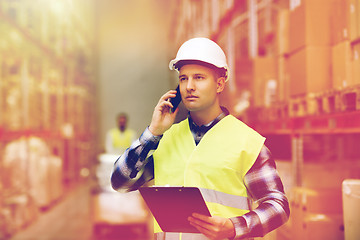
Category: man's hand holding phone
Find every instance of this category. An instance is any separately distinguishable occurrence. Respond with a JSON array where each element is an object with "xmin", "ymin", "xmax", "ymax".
[
  {"xmin": 169, "ymin": 85, "xmax": 182, "ymax": 112},
  {"xmin": 149, "ymin": 87, "xmax": 181, "ymax": 136}
]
